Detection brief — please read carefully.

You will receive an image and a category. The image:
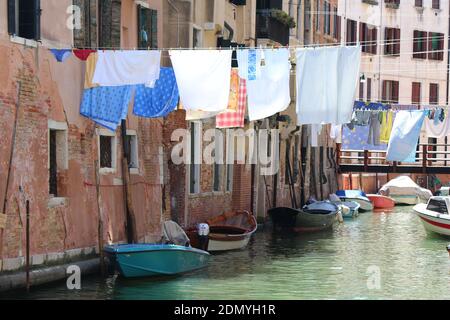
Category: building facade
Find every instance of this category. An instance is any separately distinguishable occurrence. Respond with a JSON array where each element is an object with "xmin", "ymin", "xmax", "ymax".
[{"xmin": 0, "ymin": 0, "xmax": 167, "ymax": 274}]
